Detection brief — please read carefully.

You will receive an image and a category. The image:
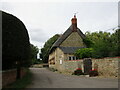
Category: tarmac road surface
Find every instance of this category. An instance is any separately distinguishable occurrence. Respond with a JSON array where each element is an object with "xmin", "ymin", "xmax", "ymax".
[{"xmin": 26, "ymin": 68, "xmax": 118, "ymax": 88}]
